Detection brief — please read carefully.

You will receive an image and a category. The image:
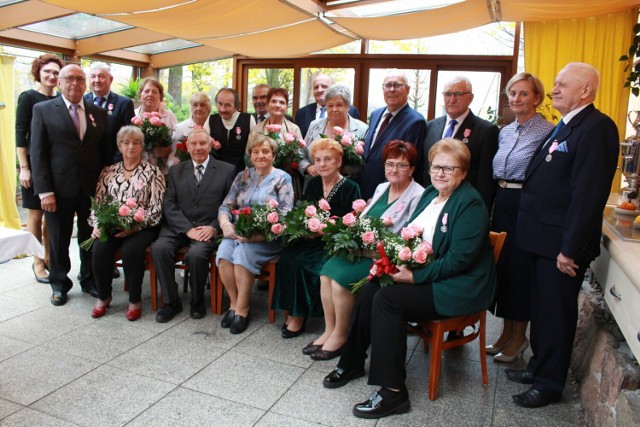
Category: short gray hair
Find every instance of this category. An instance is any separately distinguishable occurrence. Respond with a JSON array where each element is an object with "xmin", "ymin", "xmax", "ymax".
[
  {"xmin": 446, "ymin": 76, "xmax": 472, "ymax": 92},
  {"xmin": 89, "ymin": 61, "xmax": 111, "ymax": 75},
  {"xmin": 323, "ymin": 84, "xmax": 351, "ymax": 106},
  {"xmin": 189, "ymin": 92, "xmax": 212, "ymax": 114},
  {"xmin": 116, "ymin": 125, "xmax": 144, "ymax": 145},
  {"xmin": 248, "ymin": 134, "xmax": 278, "ymax": 156}
]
